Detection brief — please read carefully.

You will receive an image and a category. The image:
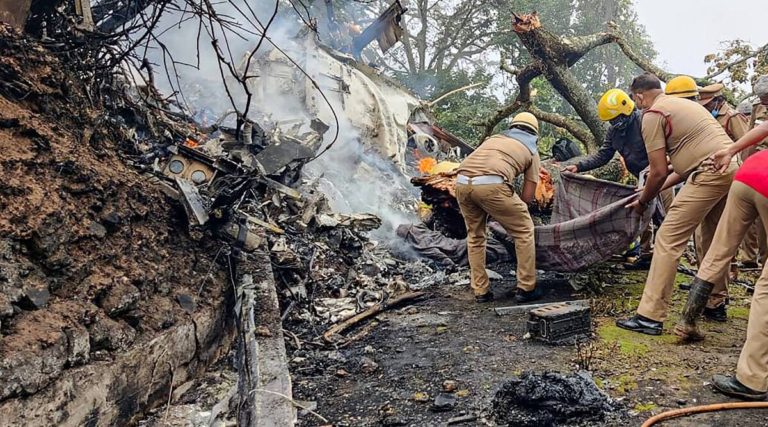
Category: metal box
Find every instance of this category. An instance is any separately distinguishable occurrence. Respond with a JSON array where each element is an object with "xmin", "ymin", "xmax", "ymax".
[{"xmin": 527, "ymin": 302, "xmax": 591, "ymax": 345}]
